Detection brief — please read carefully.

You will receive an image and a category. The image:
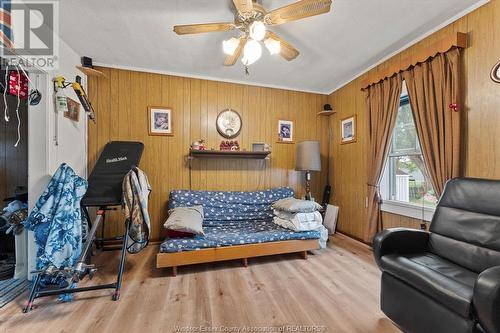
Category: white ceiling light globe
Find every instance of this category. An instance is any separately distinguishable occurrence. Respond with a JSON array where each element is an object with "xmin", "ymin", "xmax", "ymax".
[
  {"xmin": 222, "ymin": 37, "xmax": 240, "ymax": 56},
  {"xmin": 249, "ymin": 21, "xmax": 266, "ymax": 41},
  {"xmin": 242, "ymin": 39, "xmax": 262, "ymax": 66},
  {"xmin": 264, "ymin": 38, "xmax": 281, "ymax": 55}
]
